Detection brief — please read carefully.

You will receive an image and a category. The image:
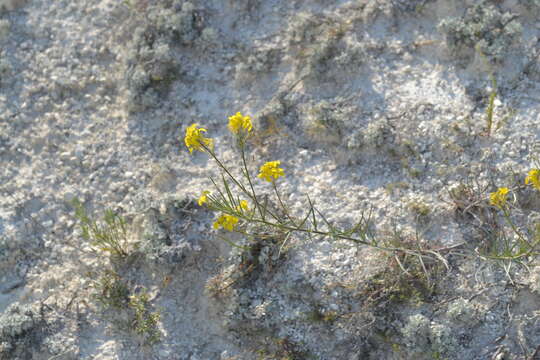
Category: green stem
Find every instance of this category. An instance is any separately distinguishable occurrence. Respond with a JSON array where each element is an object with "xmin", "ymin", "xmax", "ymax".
[
  {"xmin": 231, "ymin": 211, "xmax": 432, "ymax": 257},
  {"xmin": 201, "ymin": 144, "xmax": 281, "ymax": 222},
  {"xmin": 203, "ymin": 145, "xmax": 249, "ymax": 194},
  {"xmin": 272, "ymin": 180, "xmax": 297, "ymax": 226},
  {"xmin": 240, "ymin": 143, "xmax": 265, "ymax": 221},
  {"xmin": 502, "ymin": 207, "xmax": 532, "ymax": 248},
  {"xmin": 199, "ymin": 144, "xmax": 433, "ymax": 259}
]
